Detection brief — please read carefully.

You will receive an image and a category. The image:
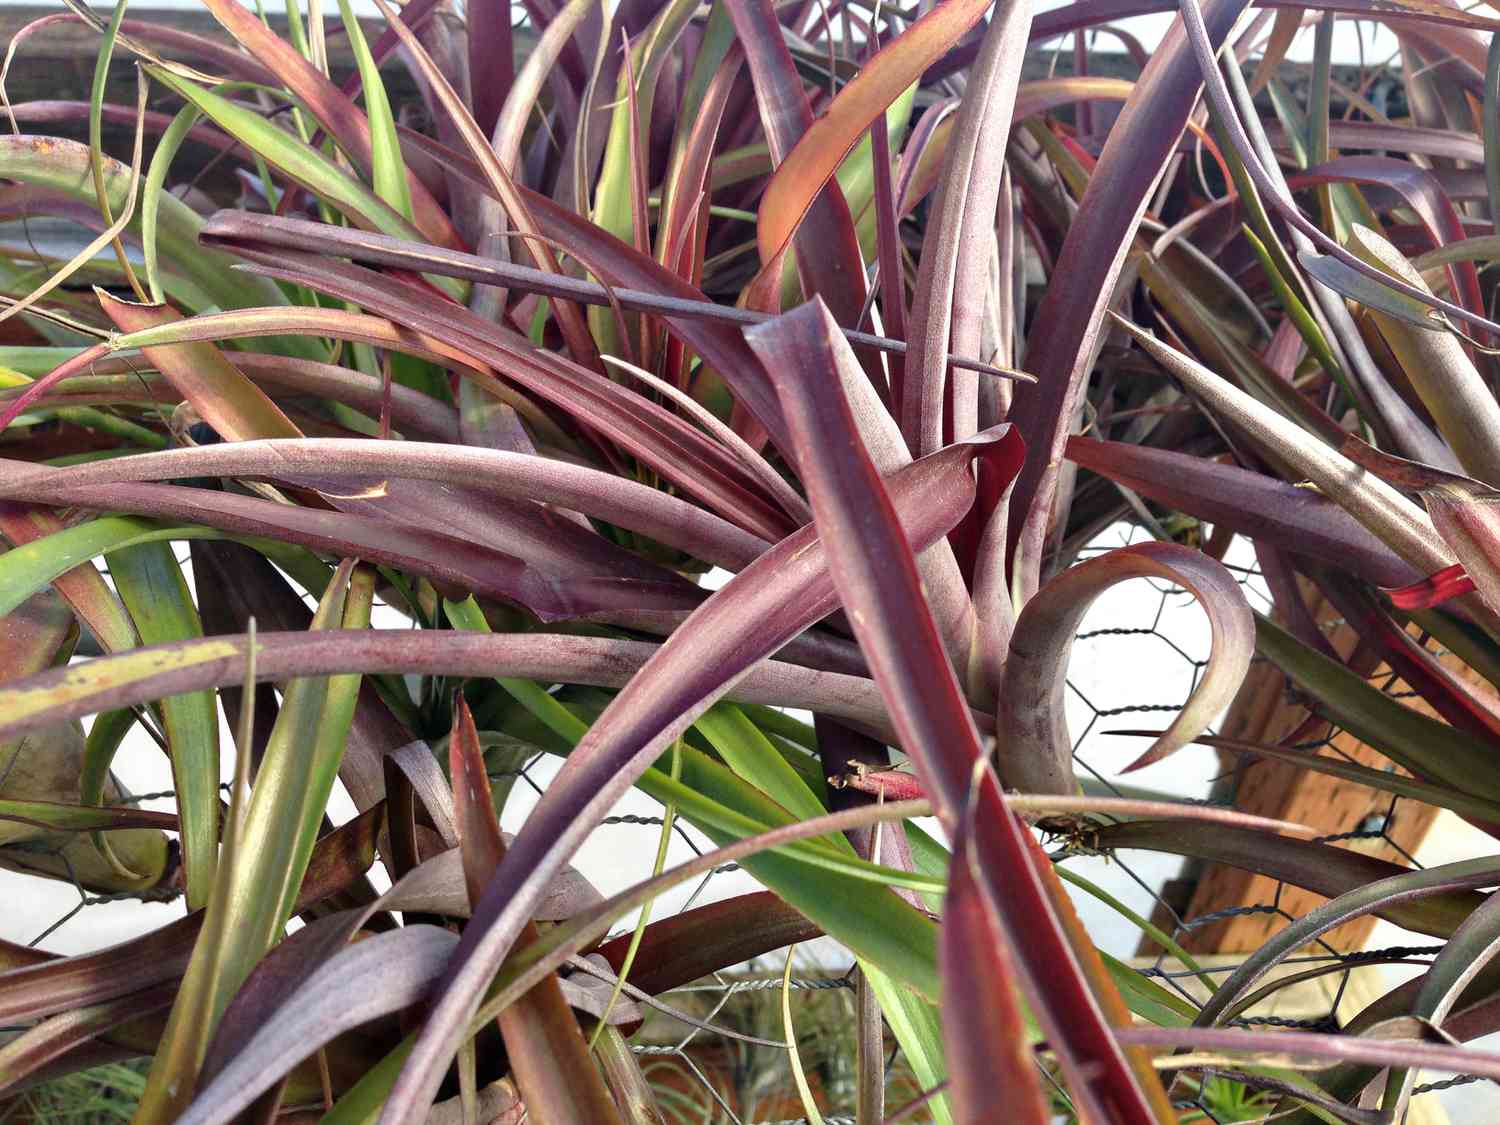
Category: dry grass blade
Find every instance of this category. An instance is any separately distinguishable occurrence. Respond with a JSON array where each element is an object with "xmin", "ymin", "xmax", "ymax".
[{"xmin": 781, "ymin": 946, "xmax": 825, "ymax": 1125}]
